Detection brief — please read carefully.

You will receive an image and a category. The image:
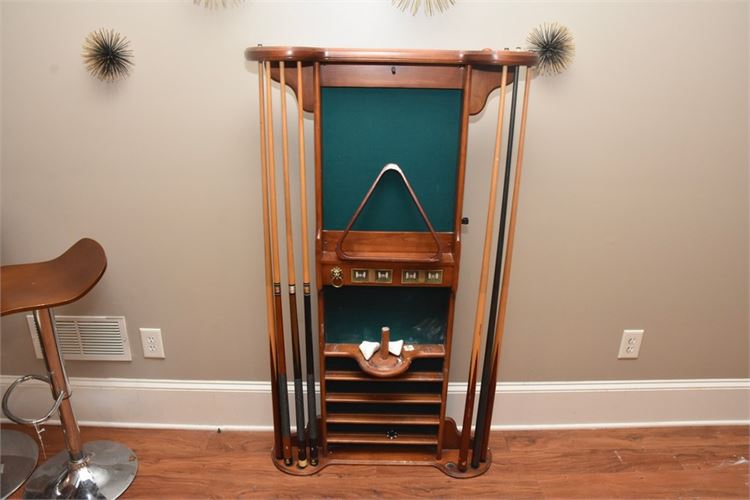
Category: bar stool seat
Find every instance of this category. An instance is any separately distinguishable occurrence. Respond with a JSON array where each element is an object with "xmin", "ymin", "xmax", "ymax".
[
  {"xmin": 1, "ymin": 238, "xmax": 138, "ymax": 499},
  {"xmin": 1, "ymin": 238, "xmax": 107, "ymax": 316}
]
